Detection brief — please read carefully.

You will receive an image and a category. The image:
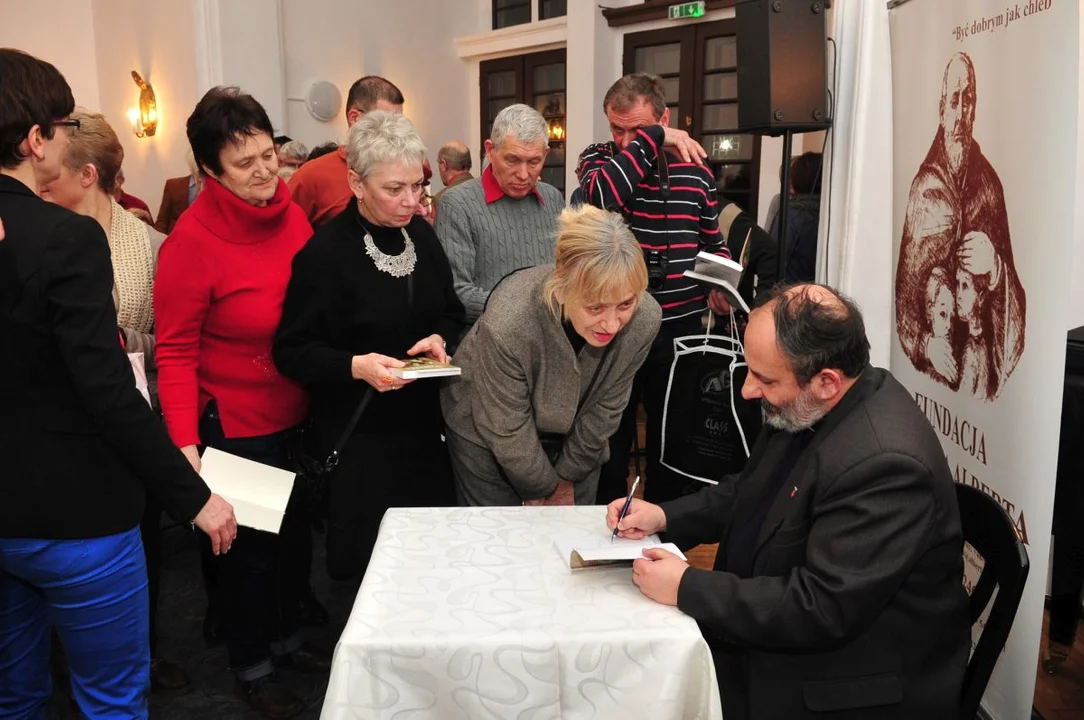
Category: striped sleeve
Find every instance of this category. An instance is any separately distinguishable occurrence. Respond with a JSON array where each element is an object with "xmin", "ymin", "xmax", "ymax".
[
  {"xmin": 578, "ymin": 125, "xmax": 667, "ymax": 212},
  {"xmin": 699, "ymin": 171, "xmax": 728, "ymax": 258}
]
